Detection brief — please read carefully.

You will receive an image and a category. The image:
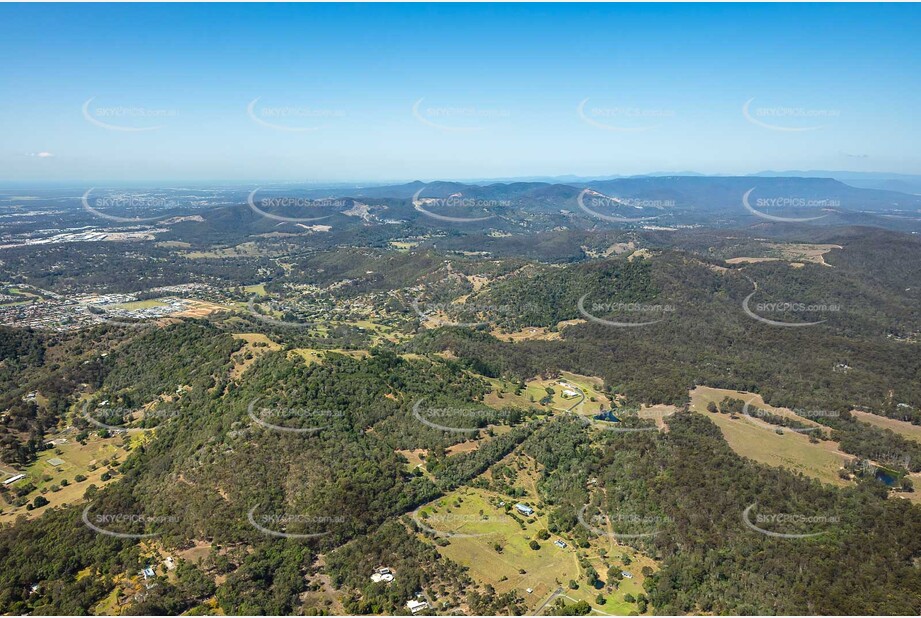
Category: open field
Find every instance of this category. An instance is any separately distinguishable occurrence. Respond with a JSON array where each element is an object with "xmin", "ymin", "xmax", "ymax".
[
  {"xmin": 388, "ymin": 241, "xmax": 419, "ymax": 251},
  {"xmin": 243, "ymin": 283, "xmax": 268, "ymax": 295},
  {"xmin": 289, "ymin": 348, "xmax": 371, "ymax": 365},
  {"xmin": 231, "ymin": 333, "xmax": 282, "ymax": 379},
  {"xmin": 414, "ymin": 454, "xmax": 654, "ymax": 616},
  {"xmin": 582, "ymin": 241, "xmax": 636, "ymax": 259},
  {"xmin": 233, "ymin": 332, "xmax": 279, "ymax": 346},
  {"xmin": 113, "ymin": 299, "xmax": 169, "ymax": 310},
  {"xmin": 395, "ymin": 448, "xmax": 427, "ymax": 473},
  {"xmin": 483, "ymin": 371, "xmax": 610, "ymax": 416},
  {"xmin": 492, "ymin": 319, "xmax": 586, "ymax": 342},
  {"xmin": 173, "ymin": 299, "xmax": 230, "ymax": 318},
  {"xmin": 445, "ymin": 440, "xmax": 483, "ymax": 456},
  {"xmin": 397, "ymin": 433, "xmax": 505, "ymax": 476},
  {"xmin": 725, "ymin": 256, "xmax": 783, "ymax": 265},
  {"xmin": 901, "ymin": 473, "xmax": 921, "ymax": 504},
  {"xmin": 851, "ymin": 410, "xmax": 921, "ymax": 444},
  {"xmin": 769, "ymin": 242, "xmax": 842, "ymax": 266},
  {"xmin": 338, "ymin": 318, "xmax": 408, "ymax": 344},
  {"xmin": 185, "ymin": 242, "xmax": 274, "ymax": 259},
  {"xmin": 0, "ymin": 286, "xmax": 40, "ymax": 306},
  {"xmin": 726, "ymin": 243, "xmax": 842, "ymax": 268},
  {"xmin": 637, "ymin": 404, "xmax": 679, "ymax": 431},
  {"xmin": 0, "ymin": 433, "xmax": 128, "ymax": 523},
  {"xmin": 690, "ymin": 386, "xmax": 852, "ymax": 487}
]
